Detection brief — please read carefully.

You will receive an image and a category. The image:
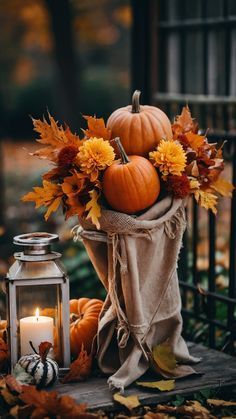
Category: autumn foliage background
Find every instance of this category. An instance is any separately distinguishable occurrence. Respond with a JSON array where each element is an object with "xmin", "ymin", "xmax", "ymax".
[{"xmin": 0, "ymin": 0, "xmax": 131, "ymax": 317}]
